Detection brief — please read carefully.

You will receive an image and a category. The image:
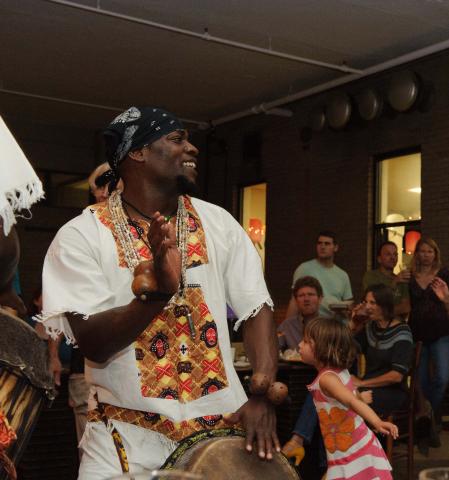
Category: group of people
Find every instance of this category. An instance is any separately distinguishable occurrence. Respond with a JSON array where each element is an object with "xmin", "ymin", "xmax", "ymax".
[
  {"xmin": 2, "ymin": 105, "xmax": 448, "ymax": 480},
  {"xmin": 278, "ymin": 231, "xmax": 449, "ymax": 473}
]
